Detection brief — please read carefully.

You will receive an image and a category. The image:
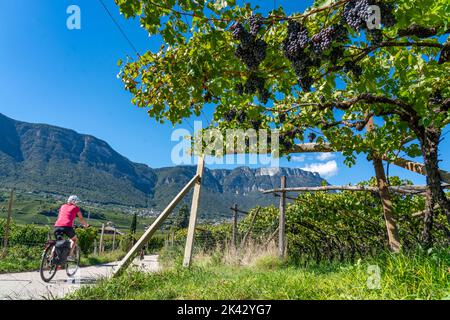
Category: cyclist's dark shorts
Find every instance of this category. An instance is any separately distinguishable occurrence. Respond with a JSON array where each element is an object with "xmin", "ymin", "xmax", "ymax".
[{"xmin": 54, "ymin": 226, "xmax": 76, "ymax": 239}]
